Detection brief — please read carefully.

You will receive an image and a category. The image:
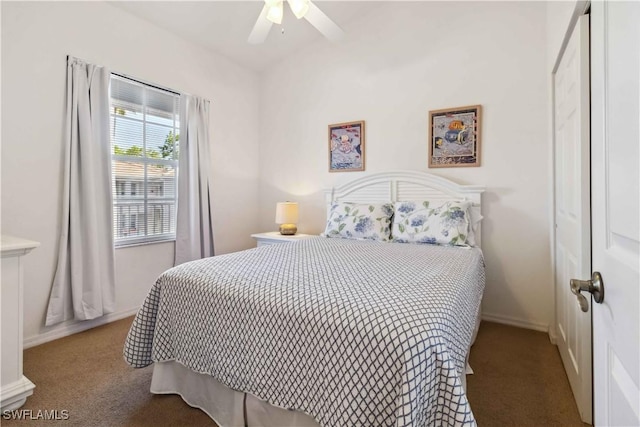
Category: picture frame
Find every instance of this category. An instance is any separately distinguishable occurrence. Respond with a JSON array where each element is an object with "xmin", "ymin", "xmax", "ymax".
[
  {"xmin": 328, "ymin": 120, "xmax": 365, "ymax": 172},
  {"xmin": 428, "ymin": 105, "xmax": 482, "ymax": 168}
]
